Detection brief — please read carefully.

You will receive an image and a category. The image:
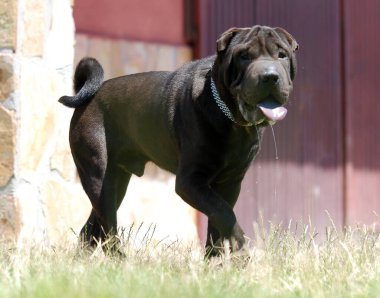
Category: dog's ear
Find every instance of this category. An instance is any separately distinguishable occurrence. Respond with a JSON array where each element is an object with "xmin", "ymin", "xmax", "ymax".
[
  {"xmin": 274, "ymin": 27, "xmax": 299, "ymax": 52},
  {"xmin": 274, "ymin": 27, "xmax": 299, "ymax": 80},
  {"xmin": 216, "ymin": 27, "xmax": 243, "ymax": 53}
]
